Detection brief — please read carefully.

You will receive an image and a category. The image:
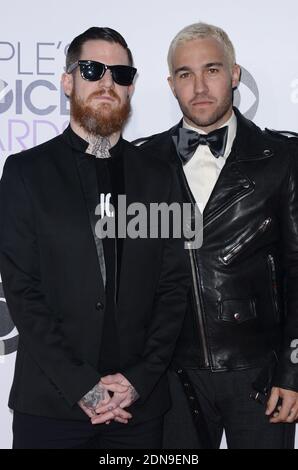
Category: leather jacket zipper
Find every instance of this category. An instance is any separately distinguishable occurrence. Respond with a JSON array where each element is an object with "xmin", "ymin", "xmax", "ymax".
[
  {"xmin": 222, "ymin": 218, "xmax": 272, "ymax": 265},
  {"xmin": 178, "ymin": 166, "xmax": 210, "ymax": 367},
  {"xmin": 187, "ymin": 244, "xmax": 210, "ymax": 367},
  {"xmin": 204, "ymin": 183, "xmax": 254, "ymax": 230},
  {"xmin": 267, "ymin": 254, "xmax": 279, "ymax": 316}
]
